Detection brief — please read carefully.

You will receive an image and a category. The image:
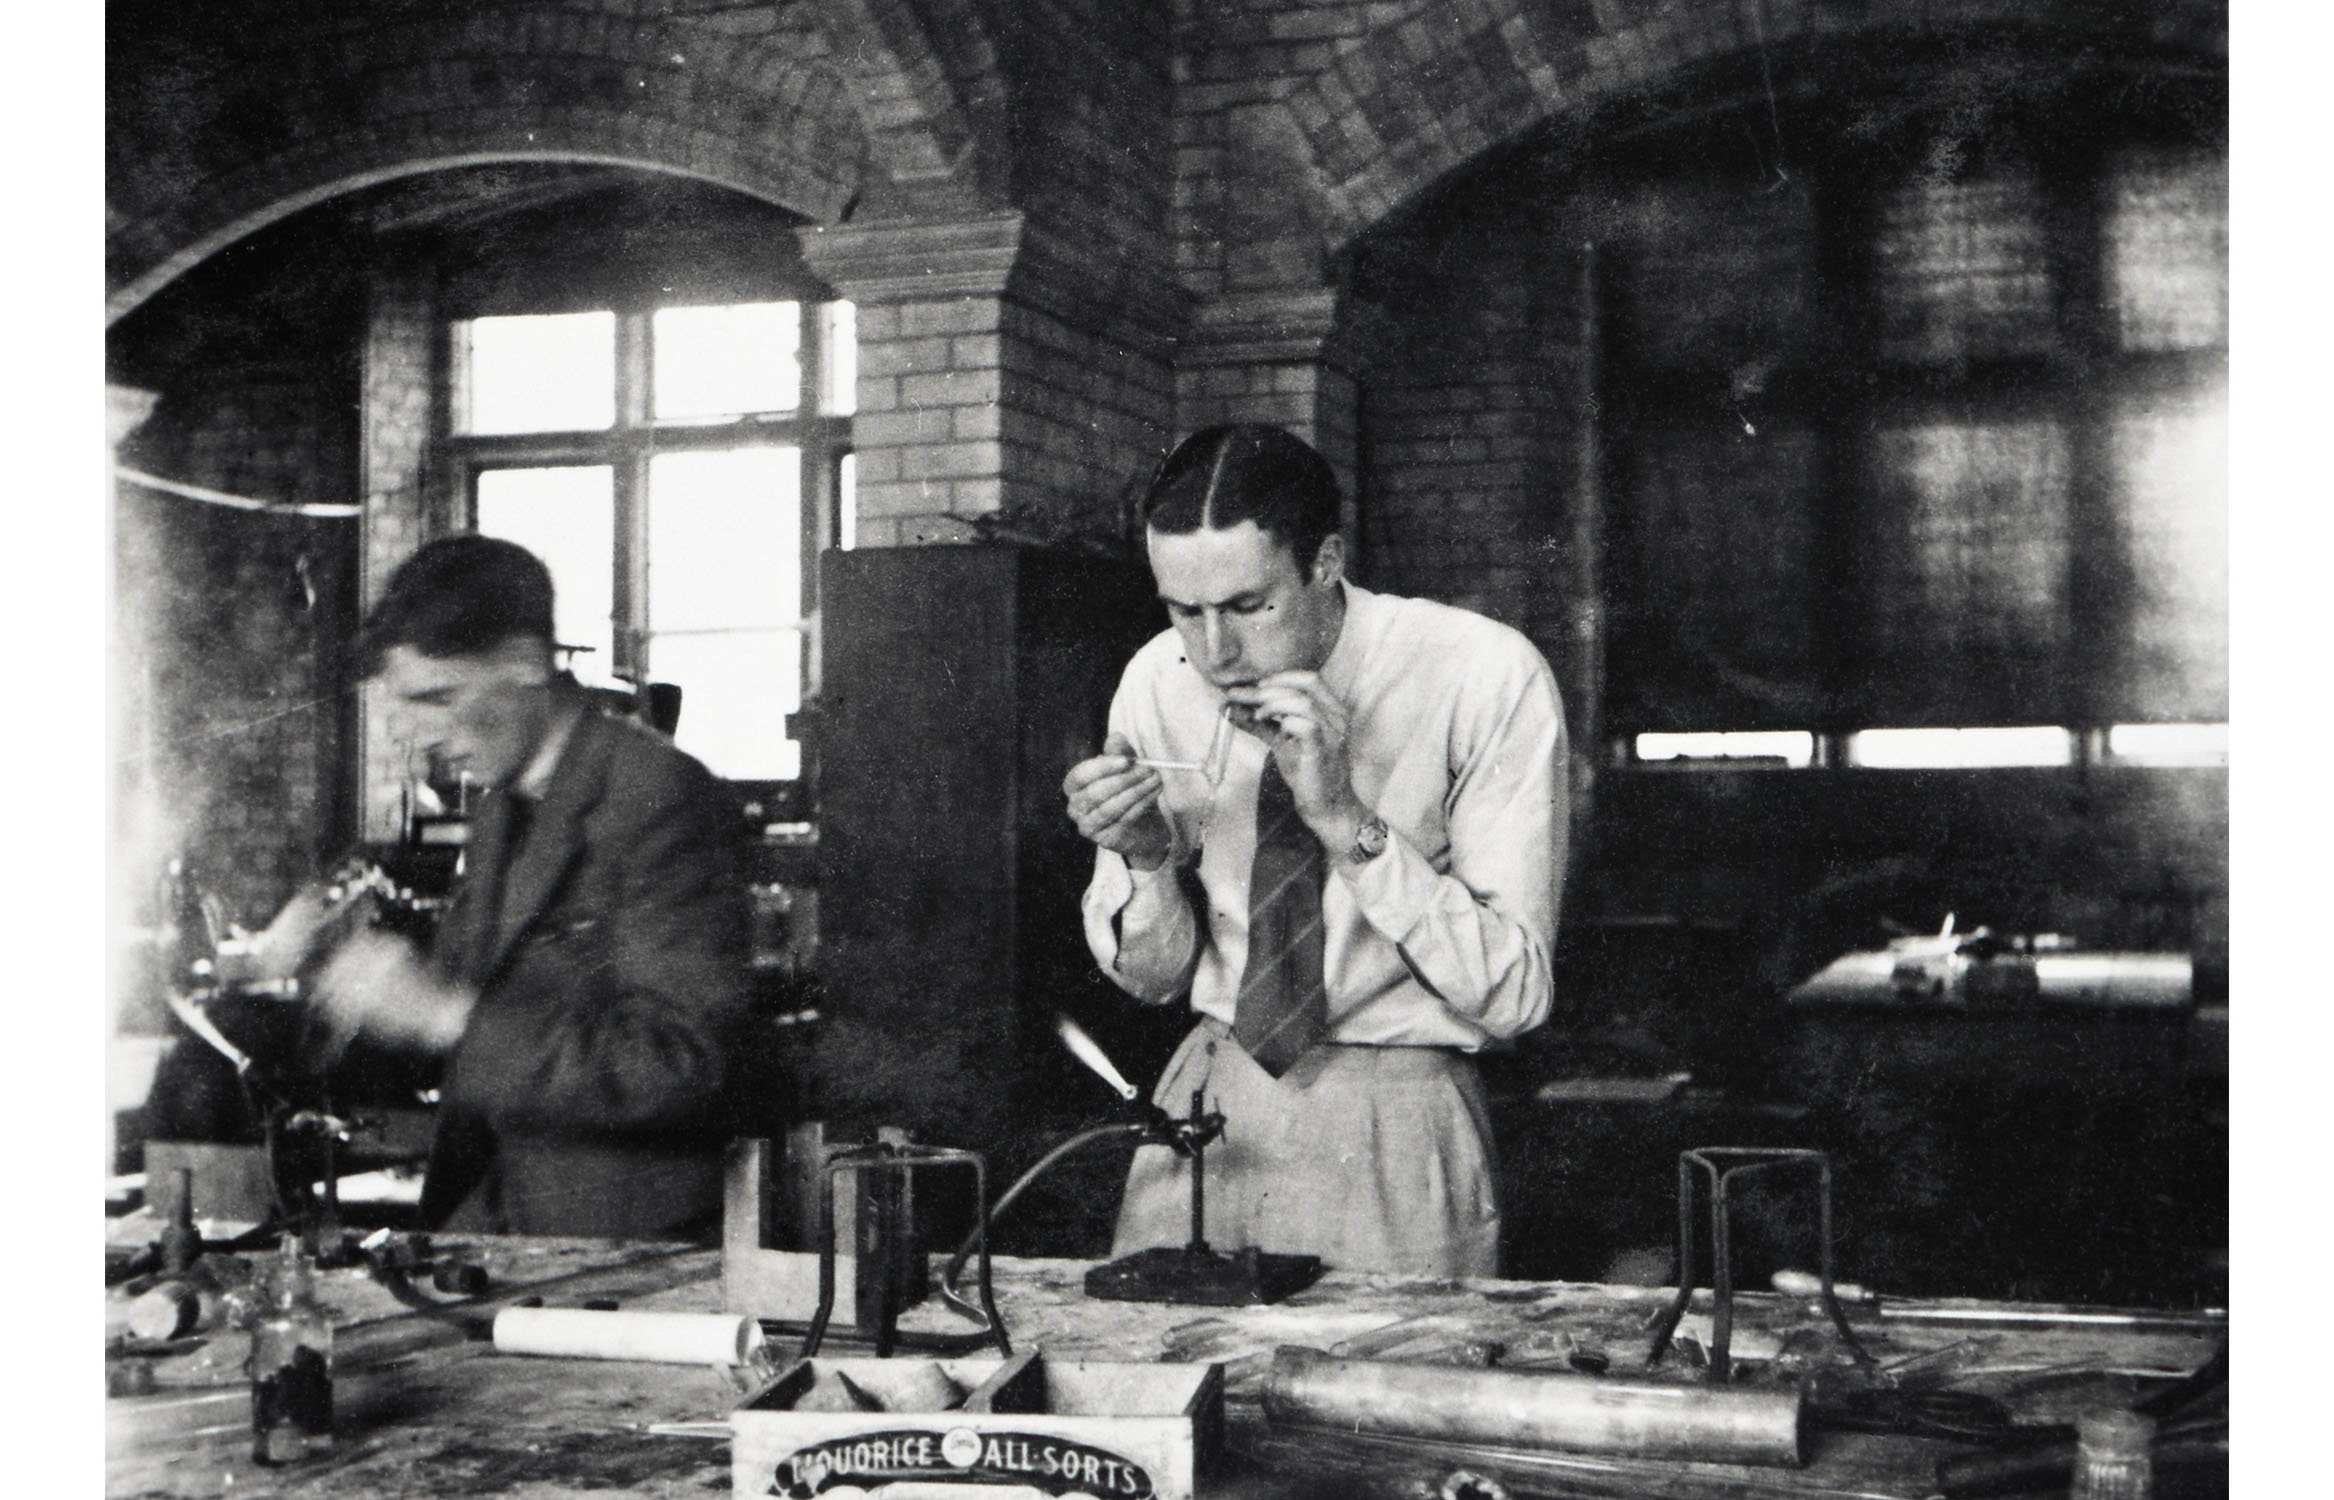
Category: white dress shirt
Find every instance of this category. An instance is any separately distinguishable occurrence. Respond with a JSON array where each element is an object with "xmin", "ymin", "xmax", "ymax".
[{"xmin": 1082, "ymin": 581, "xmax": 1568, "ymax": 1050}]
